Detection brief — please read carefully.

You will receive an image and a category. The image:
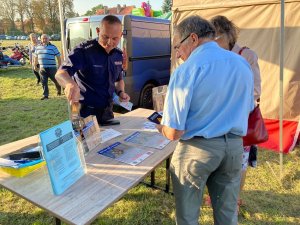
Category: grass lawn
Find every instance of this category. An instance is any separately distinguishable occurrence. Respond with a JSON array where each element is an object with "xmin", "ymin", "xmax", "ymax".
[{"xmin": 0, "ymin": 45, "xmax": 300, "ymax": 224}]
